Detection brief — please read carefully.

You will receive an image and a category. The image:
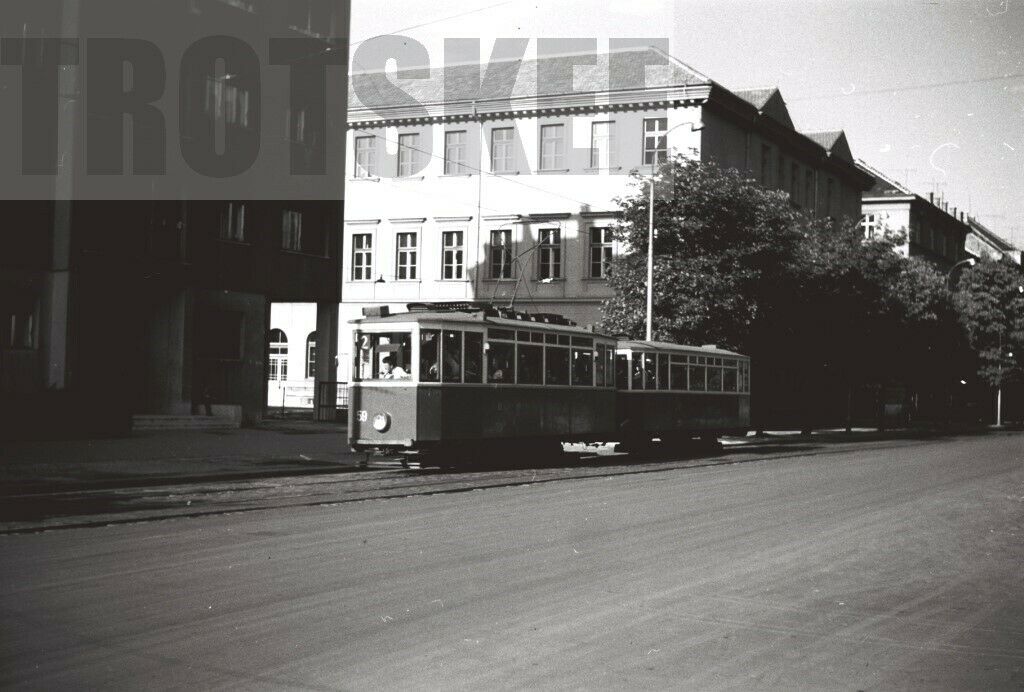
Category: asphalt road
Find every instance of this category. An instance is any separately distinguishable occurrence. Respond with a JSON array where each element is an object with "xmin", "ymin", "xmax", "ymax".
[{"xmin": 2, "ymin": 433, "xmax": 1022, "ymax": 689}]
